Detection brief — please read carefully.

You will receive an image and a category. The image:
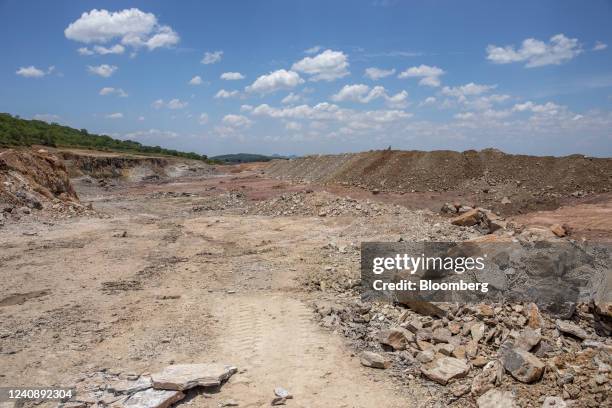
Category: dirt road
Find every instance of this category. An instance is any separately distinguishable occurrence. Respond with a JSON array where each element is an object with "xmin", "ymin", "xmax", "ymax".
[{"xmin": 1, "ymin": 170, "xmax": 429, "ymax": 407}]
